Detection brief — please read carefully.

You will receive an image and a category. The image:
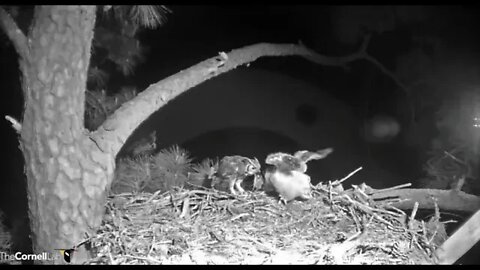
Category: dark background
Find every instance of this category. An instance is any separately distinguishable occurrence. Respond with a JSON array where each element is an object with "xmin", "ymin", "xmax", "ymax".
[{"xmin": 1, "ymin": 5, "xmax": 480, "ymax": 263}]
